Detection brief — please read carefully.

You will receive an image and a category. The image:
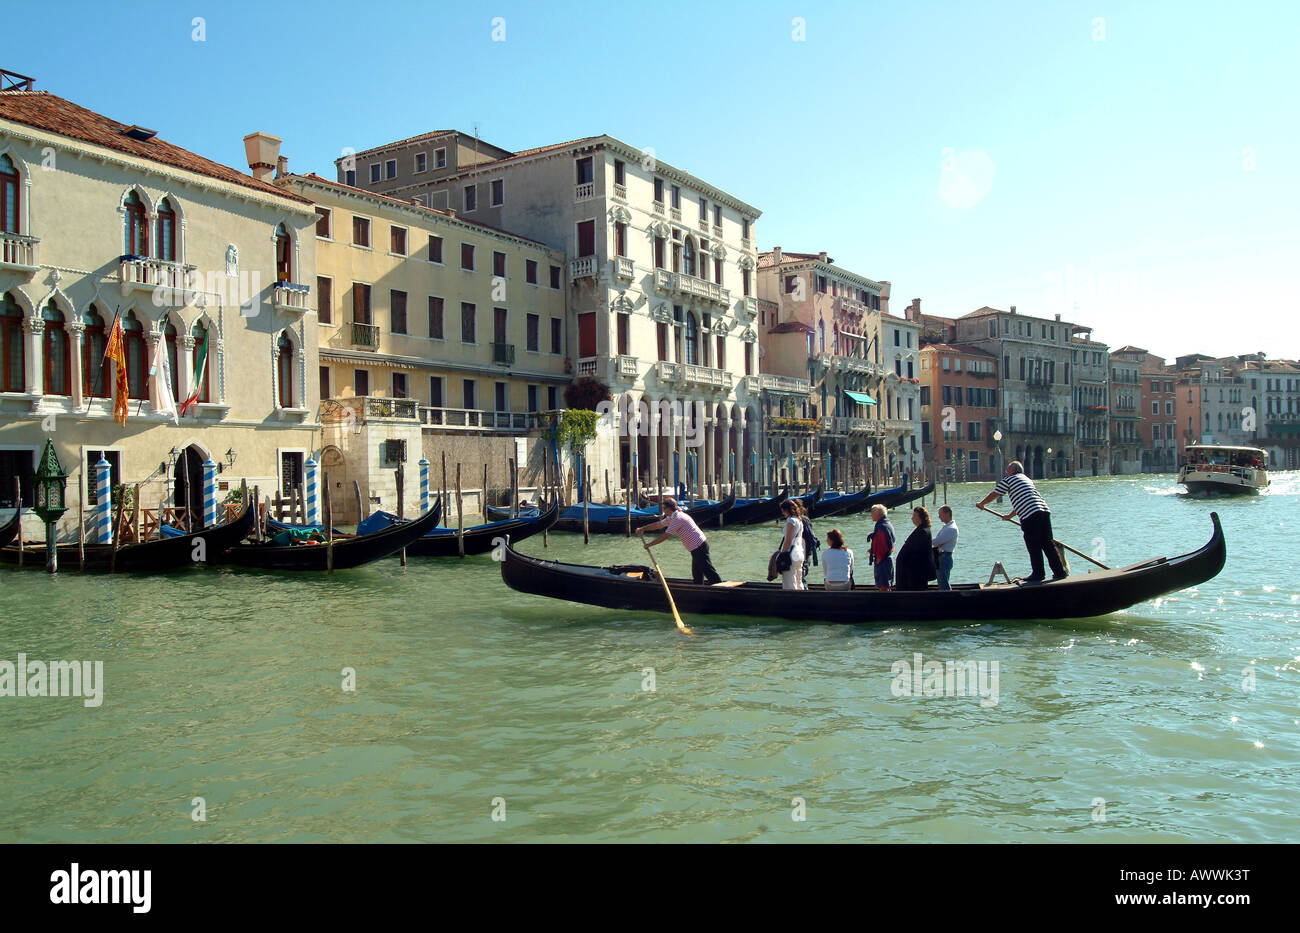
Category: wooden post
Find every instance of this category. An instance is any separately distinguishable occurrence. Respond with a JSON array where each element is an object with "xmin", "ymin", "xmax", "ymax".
[
  {"xmin": 541, "ymin": 453, "xmax": 549, "ymax": 548},
  {"xmin": 441, "ymin": 453, "xmax": 448, "ymax": 528},
  {"xmin": 604, "ymin": 469, "xmax": 611, "ymax": 505},
  {"xmin": 396, "ymin": 460, "xmax": 406, "ymax": 567},
  {"xmin": 109, "ymin": 485, "xmax": 127, "ymax": 573},
  {"xmin": 483, "ymin": 463, "xmax": 489, "ymax": 520},
  {"xmin": 78, "ymin": 492, "xmax": 85, "ymax": 572},
  {"xmin": 353, "ymin": 479, "xmax": 363, "ymax": 526},
  {"xmin": 456, "ymin": 463, "xmax": 464, "ymax": 557},
  {"xmin": 510, "ymin": 457, "xmax": 518, "ymax": 519},
  {"xmin": 252, "ymin": 485, "xmax": 261, "ymax": 541},
  {"xmin": 15, "ymin": 478, "xmax": 23, "ymax": 568},
  {"xmin": 324, "ymin": 472, "xmax": 335, "ymax": 573},
  {"xmin": 582, "ymin": 463, "xmax": 590, "ymax": 544}
]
